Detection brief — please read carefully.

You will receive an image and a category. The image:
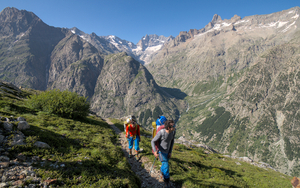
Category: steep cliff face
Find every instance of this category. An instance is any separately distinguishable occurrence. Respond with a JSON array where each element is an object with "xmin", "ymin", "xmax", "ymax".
[
  {"xmin": 218, "ymin": 40, "xmax": 300, "ymax": 174},
  {"xmin": 90, "ymin": 52, "xmax": 183, "ymax": 120},
  {"xmin": 47, "ymin": 33, "xmax": 104, "ymax": 99},
  {"xmin": 0, "ymin": 7, "xmax": 67, "ymax": 90}
]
